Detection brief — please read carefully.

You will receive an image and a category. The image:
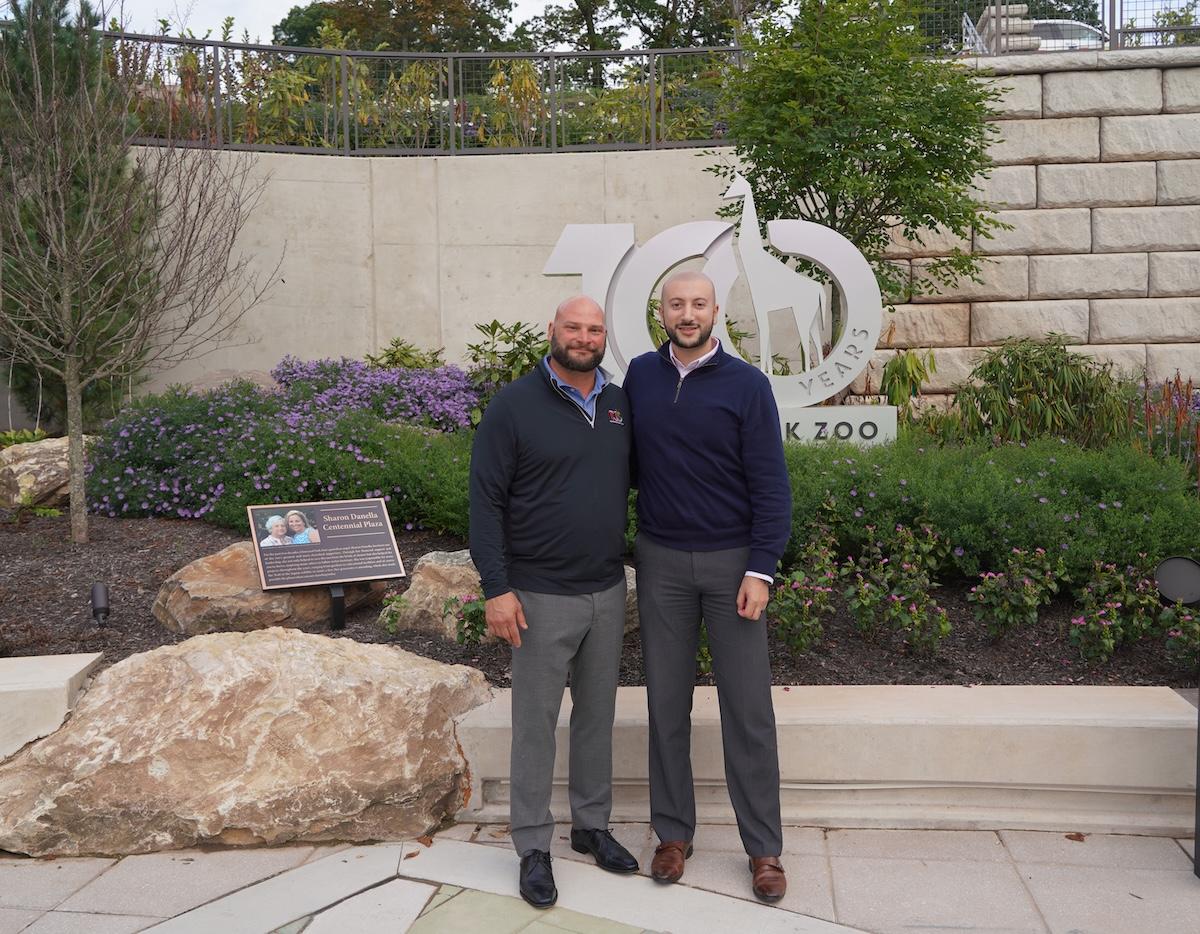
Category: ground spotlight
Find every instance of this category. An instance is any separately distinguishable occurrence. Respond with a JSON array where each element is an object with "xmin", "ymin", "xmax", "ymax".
[
  {"xmin": 90, "ymin": 582, "xmax": 109, "ymax": 627},
  {"xmin": 1154, "ymin": 556, "xmax": 1200, "ymax": 607}
]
